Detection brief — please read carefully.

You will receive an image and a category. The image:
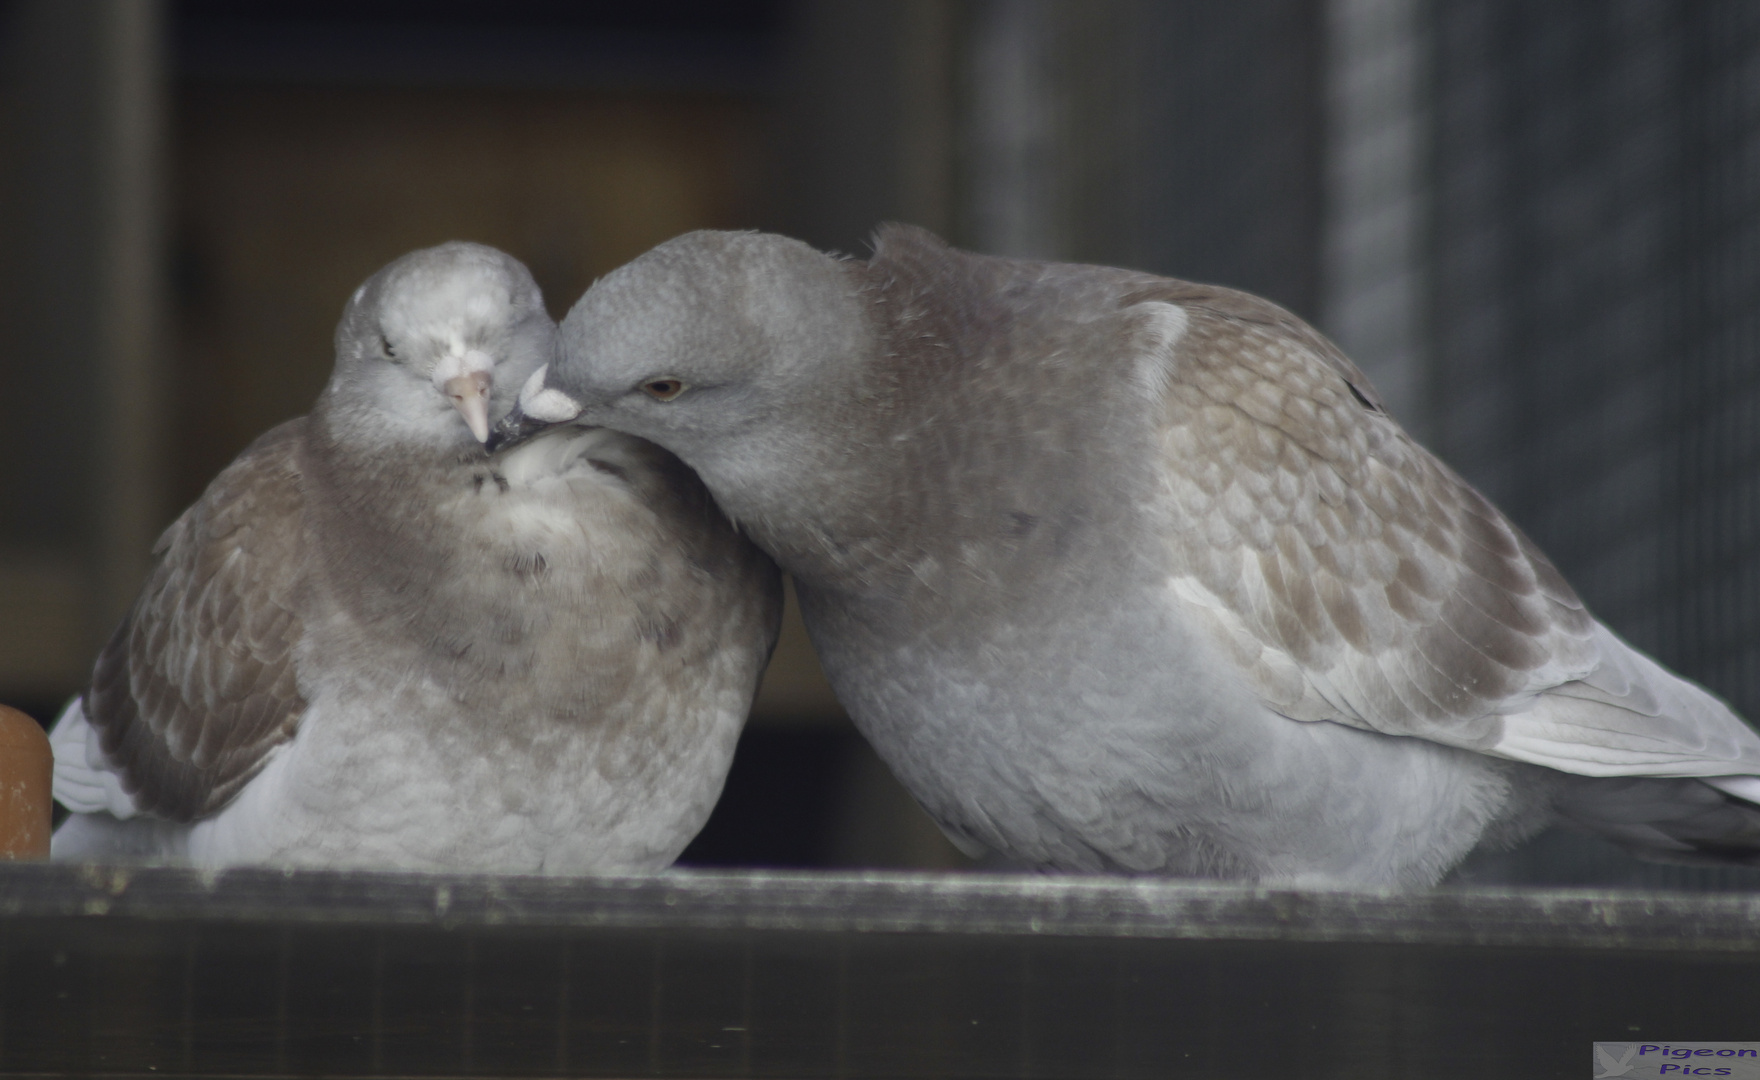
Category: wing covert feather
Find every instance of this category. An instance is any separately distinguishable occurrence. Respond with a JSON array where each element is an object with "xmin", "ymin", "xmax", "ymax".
[
  {"xmin": 84, "ymin": 421, "xmax": 310, "ymax": 821},
  {"xmin": 1137, "ymin": 284, "xmax": 1601, "ymax": 745}
]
